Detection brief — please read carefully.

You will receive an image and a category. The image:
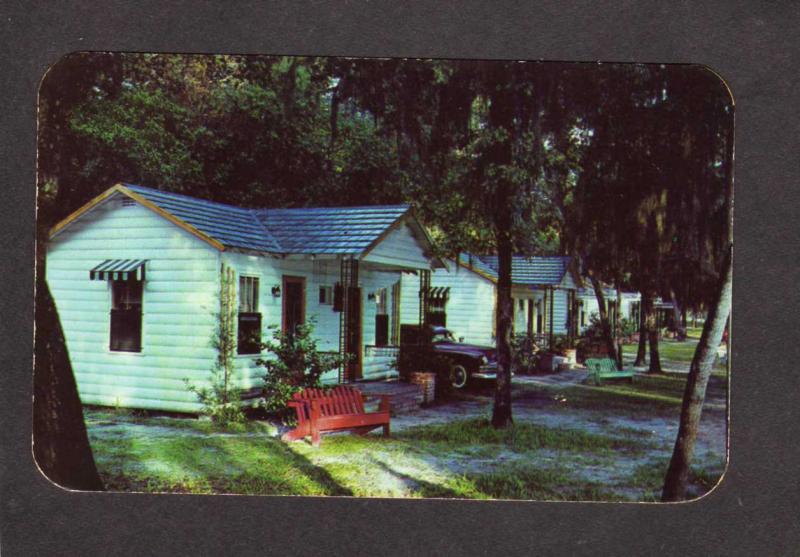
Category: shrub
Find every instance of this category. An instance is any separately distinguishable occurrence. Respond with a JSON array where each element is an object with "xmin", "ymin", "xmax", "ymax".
[
  {"xmin": 185, "ymin": 264, "xmax": 245, "ymax": 428},
  {"xmin": 511, "ymin": 335, "xmax": 540, "ymax": 374},
  {"xmin": 257, "ymin": 320, "xmax": 343, "ymax": 420}
]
